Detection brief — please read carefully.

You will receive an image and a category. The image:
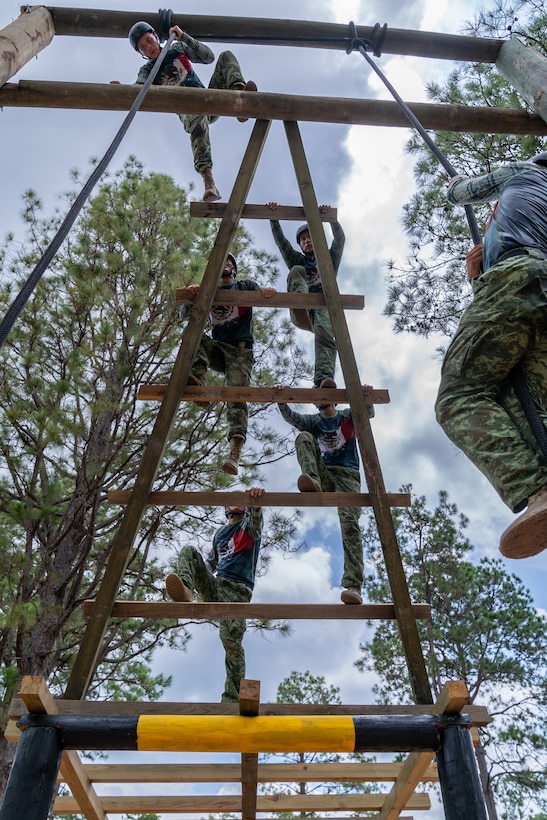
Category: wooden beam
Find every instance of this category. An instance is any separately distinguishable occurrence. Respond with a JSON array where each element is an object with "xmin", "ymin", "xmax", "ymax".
[
  {"xmin": 283, "ymin": 120, "xmax": 432, "ymax": 706},
  {"xmin": 56, "ymin": 760, "xmax": 438, "ymax": 784},
  {"xmin": 81, "ymin": 600, "xmax": 432, "ymax": 620},
  {"xmin": 40, "ymin": 9, "xmax": 503, "ymax": 62},
  {"xmin": 189, "ymin": 203, "xmax": 338, "ymax": 221},
  {"xmin": 496, "ymin": 38, "xmax": 547, "ymax": 126},
  {"xmin": 64, "ymin": 120, "xmax": 272, "ymax": 701},
  {"xmin": 18, "ymin": 677, "xmax": 106, "ymax": 820},
  {"xmin": 2, "ymin": 81, "xmax": 545, "ymax": 135},
  {"xmin": 0, "ymin": 7, "xmax": 54, "ymax": 87},
  {"xmin": 107, "ymin": 490, "xmax": 412, "ymax": 507},
  {"xmin": 176, "ymin": 288, "xmax": 364, "ymax": 310},
  {"xmin": 378, "ymin": 681, "xmax": 470, "ymax": 820},
  {"xmin": 239, "ymin": 680, "xmax": 260, "ymax": 820},
  {"xmin": 137, "ymin": 385, "xmax": 387, "ymax": 405},
  {"xmin": 52, "ymin": 792, "xmax": 431, "ymax": 813}
]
